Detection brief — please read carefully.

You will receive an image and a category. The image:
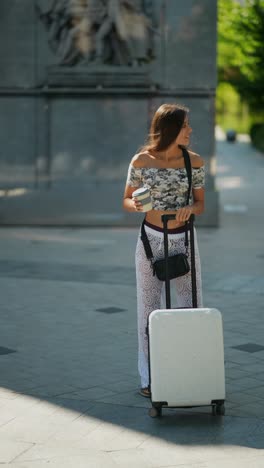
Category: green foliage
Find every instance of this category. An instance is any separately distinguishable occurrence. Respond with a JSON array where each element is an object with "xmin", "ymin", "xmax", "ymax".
[
  {"xmin": 216, "ymin": 83, "xmax": 251, "ymax": 133},
  {"xmin": 218, "ymin": 0, "xmax": 264, "ymax": 111},
  {"xmin": 218, "ymin": 0, "xmax": 242, "ymax": 79},
  {"xmin": 250, "ymin": 123, "xmax": 264, "ymax": 152}
]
